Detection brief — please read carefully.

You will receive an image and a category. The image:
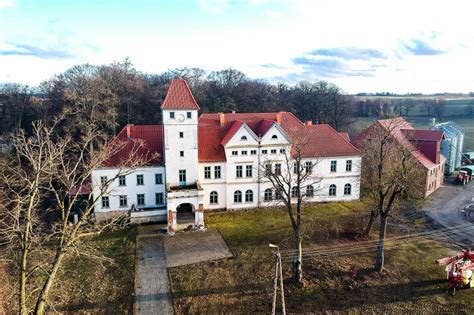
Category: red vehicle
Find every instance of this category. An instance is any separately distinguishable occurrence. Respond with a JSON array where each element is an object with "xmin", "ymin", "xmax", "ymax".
[
  {"xmin": 436, "ymin": 250, "xmax": 474, "ymax": 295},
  {"xmin": 454, "ymin": 170, "xmax": 470, "ymax": 185}
]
